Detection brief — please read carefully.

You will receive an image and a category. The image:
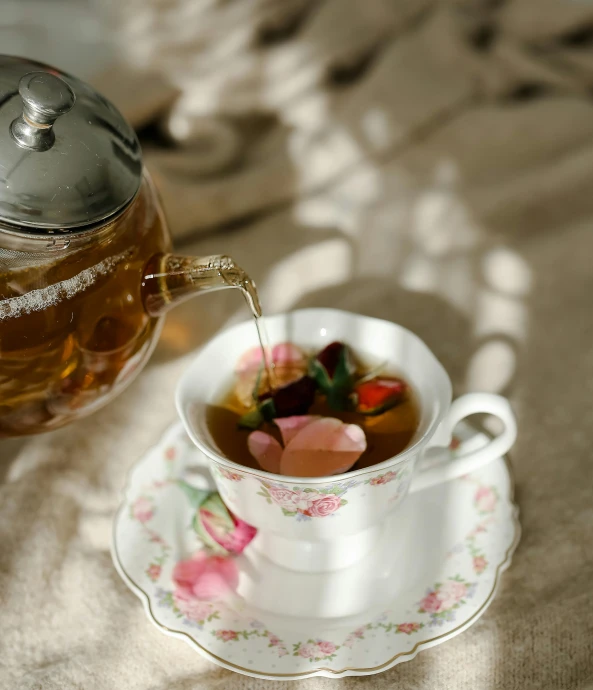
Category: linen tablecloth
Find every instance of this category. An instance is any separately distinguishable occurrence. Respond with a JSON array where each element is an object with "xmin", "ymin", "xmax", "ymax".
[{"xmin": 2, "ymin": 1, "xmax": 593, "ymax": 687}]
